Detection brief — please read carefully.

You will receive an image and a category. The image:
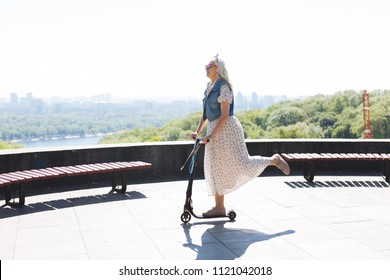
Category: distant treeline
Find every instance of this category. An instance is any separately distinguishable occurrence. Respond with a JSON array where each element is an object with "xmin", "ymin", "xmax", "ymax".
[
  {"xmin": 98, "ymin": 89, "xmax": 390, "ymax": 144},
  {"xmin": 0, "ymin": 102, "xmax": 197, "ymax": 142},
  {"xmin": 1, "ymin": 89, "xmax": 389, "ymax": 149}
]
